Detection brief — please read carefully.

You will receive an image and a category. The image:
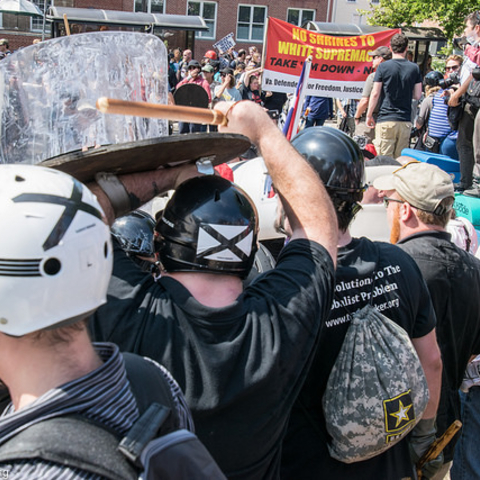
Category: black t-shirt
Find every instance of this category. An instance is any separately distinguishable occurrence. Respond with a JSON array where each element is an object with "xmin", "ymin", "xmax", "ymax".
[
  {"xmin": 398, "ymin": 230, "xmax": 480, "ymax": 461},
  {"xmin": 374, "ymin": 58, "xmax": 422, "ymax": 122},
  {"xmin": 91, "ymin": 238, "xmax": 335, "ymax": 480},
  {"xmin": 238, "ymin": 80, "xmax": 266, "ymax": 105},
  {"xmin": 281, "ymin": 237, "xmax": 436, "ymax": 480}
]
